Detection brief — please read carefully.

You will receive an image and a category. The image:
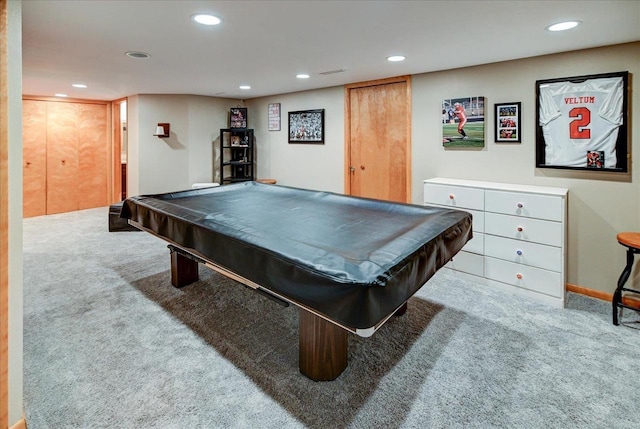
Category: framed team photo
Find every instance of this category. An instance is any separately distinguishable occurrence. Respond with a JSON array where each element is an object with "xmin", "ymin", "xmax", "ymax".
[
  {"xmin": 288, "ymin": 109, "xmax": 324, "ymax": 144},
  {"xmin": 495, "ymin": 102, "xmax": 521, "ymax": 143},
  {"xmin": 442, "ymin": 96, "xmax": 485, "ymax": 148},
  {"xmin": 535, "ymin": 71, "xmax": 629, "ymax": 172}
]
